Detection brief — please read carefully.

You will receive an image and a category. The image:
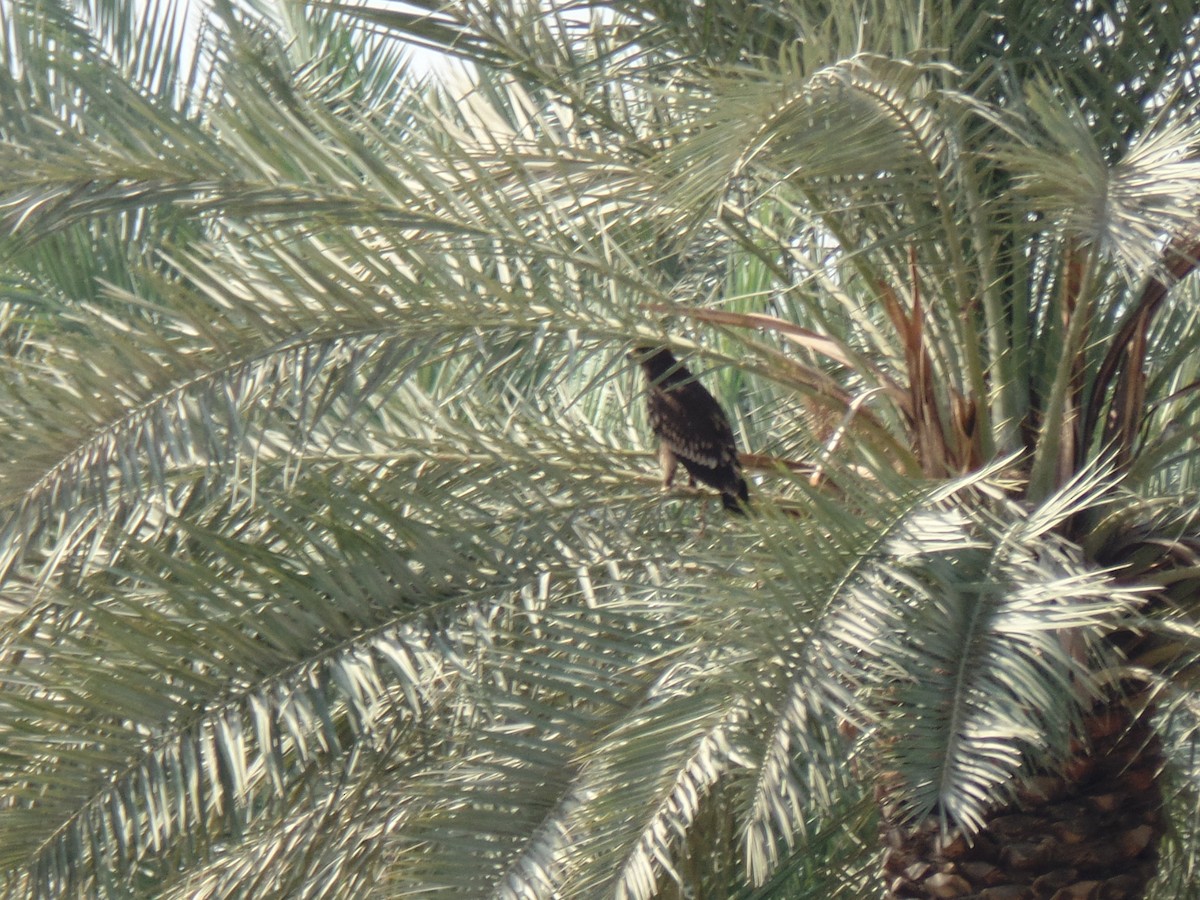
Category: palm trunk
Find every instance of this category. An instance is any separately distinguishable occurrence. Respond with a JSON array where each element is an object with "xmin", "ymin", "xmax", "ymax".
[{"xmin": 879, "ymin": 697, "xmax": 1164, "ymax": 900}]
